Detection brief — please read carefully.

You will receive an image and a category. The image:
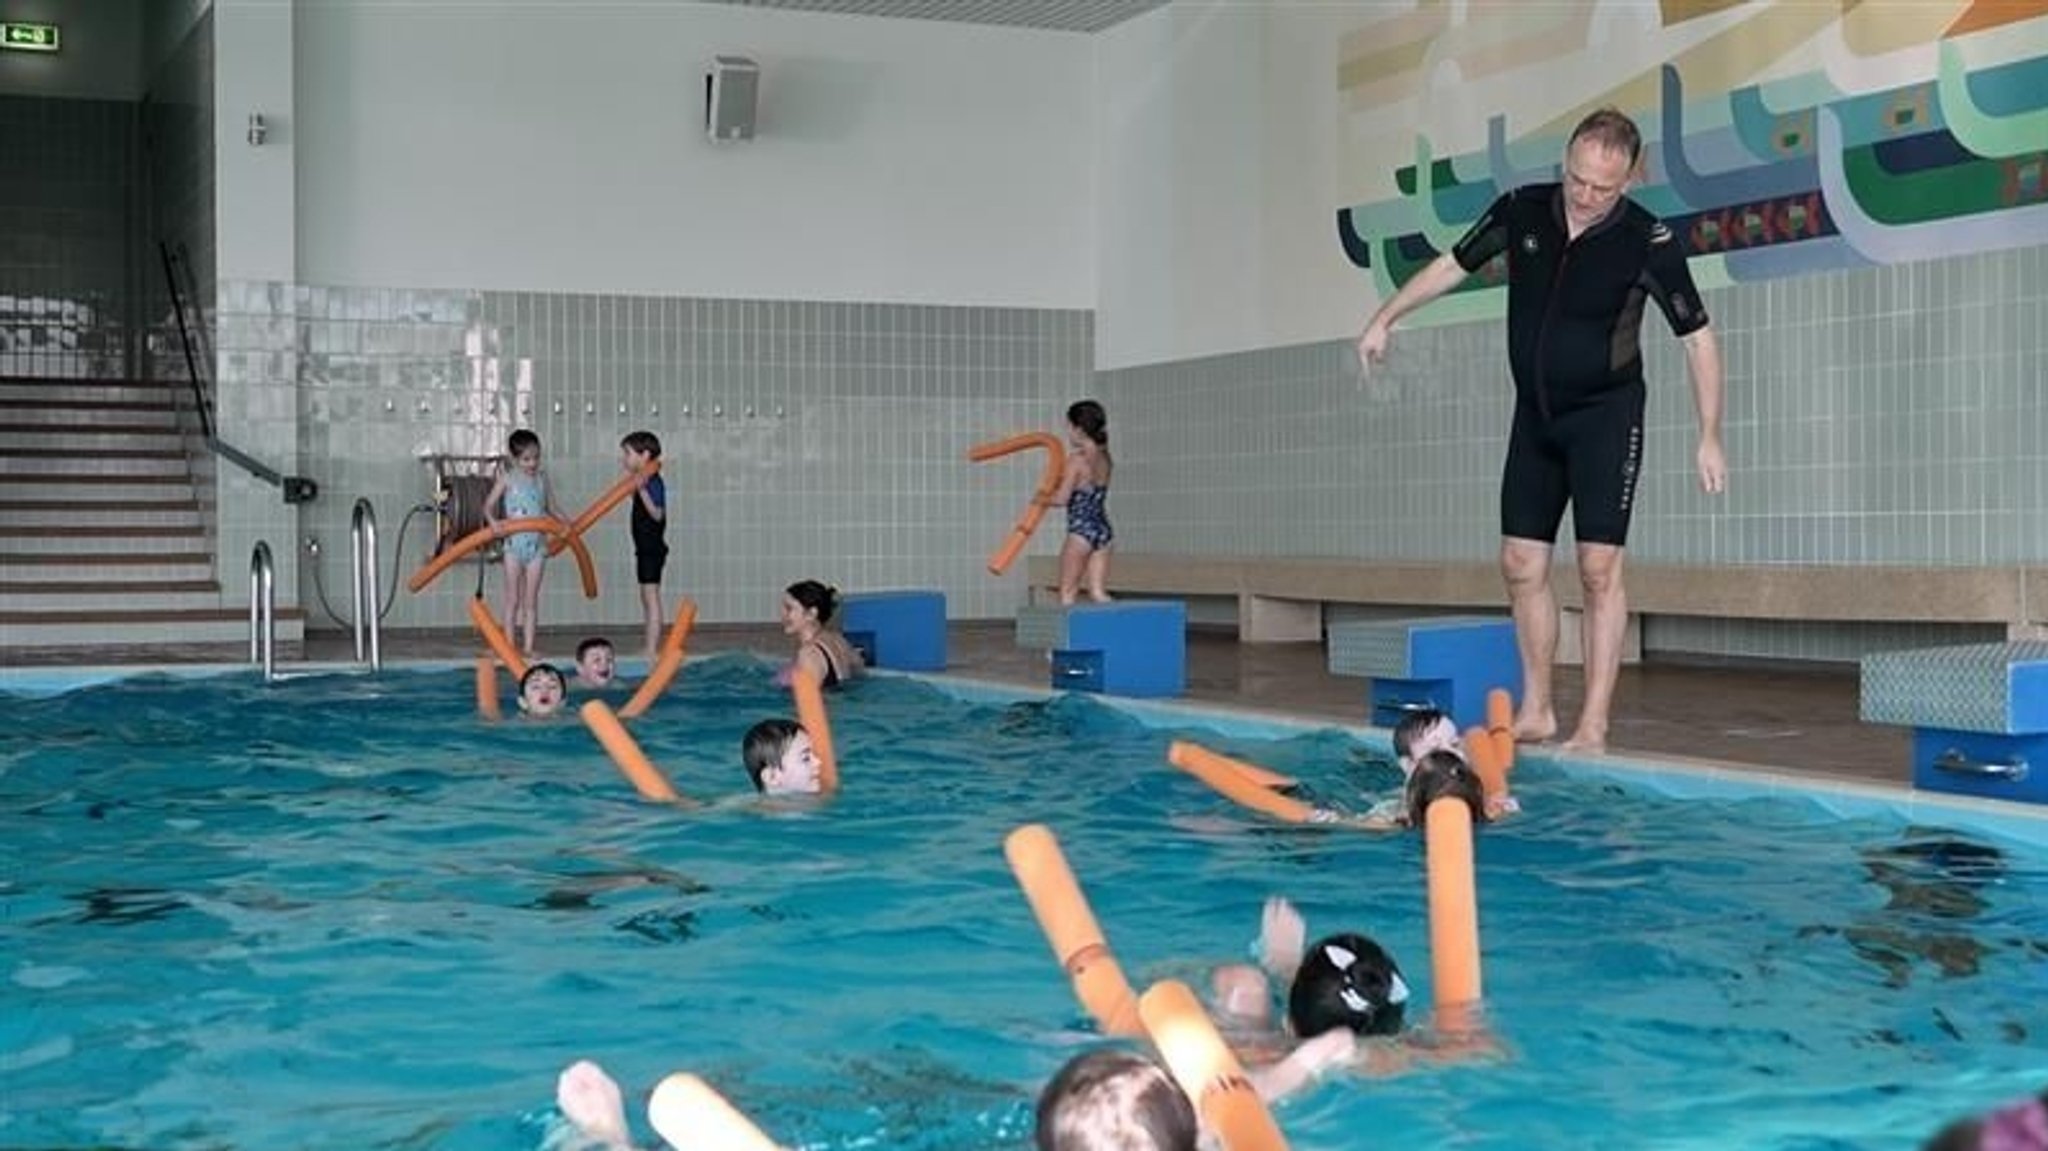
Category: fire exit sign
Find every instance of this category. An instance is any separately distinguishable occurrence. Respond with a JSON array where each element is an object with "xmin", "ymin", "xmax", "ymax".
[{"xmin": 1, "ymin": 22, "xmax": 60, "ymax": 52}]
